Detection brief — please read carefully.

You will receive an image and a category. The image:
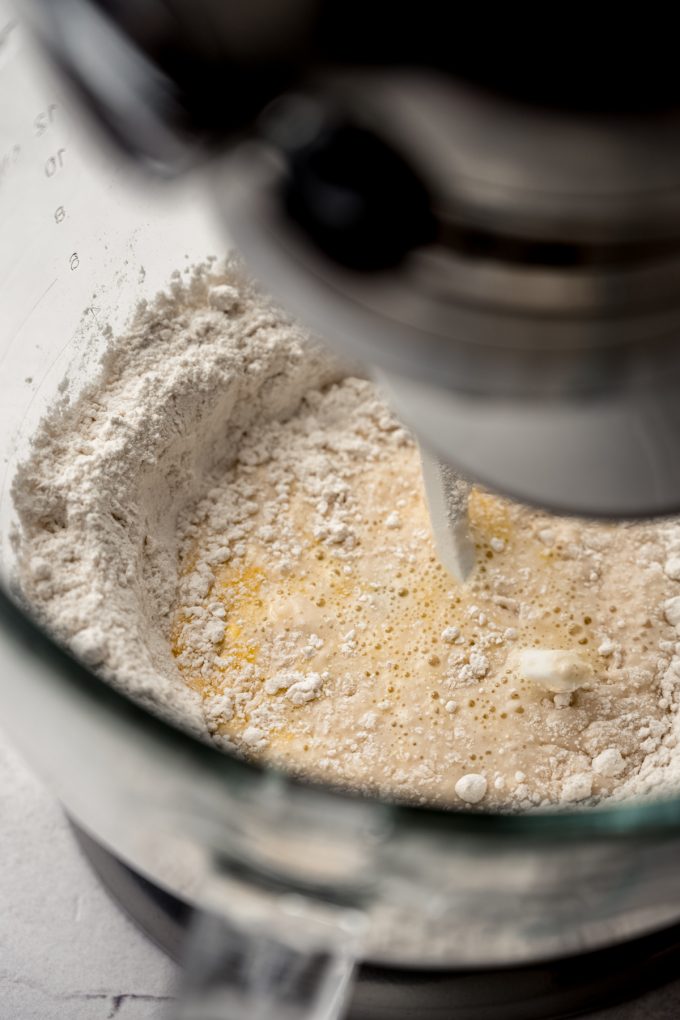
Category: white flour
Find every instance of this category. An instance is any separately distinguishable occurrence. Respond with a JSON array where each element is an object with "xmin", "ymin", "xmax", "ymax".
[
  {"xmin": 12, "ymin": 257, "xmax": 680, "ymax": 809},
  {"xmin": 12, "ymin": 258, "xmax": 342, "ymax": 734}
]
